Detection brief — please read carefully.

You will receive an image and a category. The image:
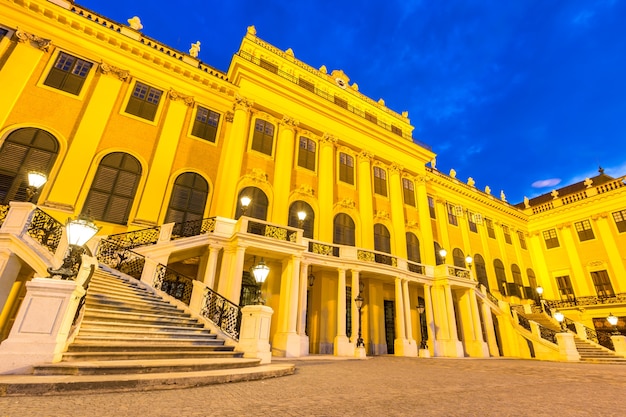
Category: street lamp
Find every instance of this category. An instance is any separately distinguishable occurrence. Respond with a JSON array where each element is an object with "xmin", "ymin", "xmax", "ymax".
[
  {"xmin": 354, "ymin": 294, "xmax": 365, "ymax": 348},
  {"xmin": 536, "ymin": 286, "xmax": 544, "ymax": 312},
  {"xmin": 250, "ymin": 257, "xmax": 270, "ymax": 304},
  {"xmin": 417, "ymin": 304, "xmax": 427, "ymax": 349},
  {"xmin": 554, "ymin": 310, "xmax": 566, "ymax": 331},
  {"xmin": 47, "ymin": 214, "xmax": 100, "ymax": 280},
  {"xmin": 307, "ymin": 266, "xmax": 315, "ymax": 287},
  {"xmin": 26, "ymin": 171, "xmax": 47, "ymax": 202},
  {"xmin": 240, "ymin": 196, "xmax": 251, "ymax": 216},
  {"xmin": 607, "ymin": 313, "xmax": 620, "ymax": 335},
  {"xmin": 465, "ymin": 255, "xmax": 473, "ymax": 269},
  {"xmin": 439, "ymin": 248, "xmax": 447, "ymax": 264},
  {"xmin": 297, "ymin": 210, "xmax": 307, "ymax": 229}
]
